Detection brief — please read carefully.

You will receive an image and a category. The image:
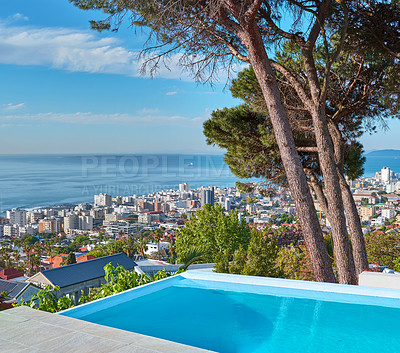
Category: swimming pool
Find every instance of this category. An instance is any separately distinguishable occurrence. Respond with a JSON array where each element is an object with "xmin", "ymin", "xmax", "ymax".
[{"xmin": 60, "ymin": 271, "xmax": 400, "ymax": 353}]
